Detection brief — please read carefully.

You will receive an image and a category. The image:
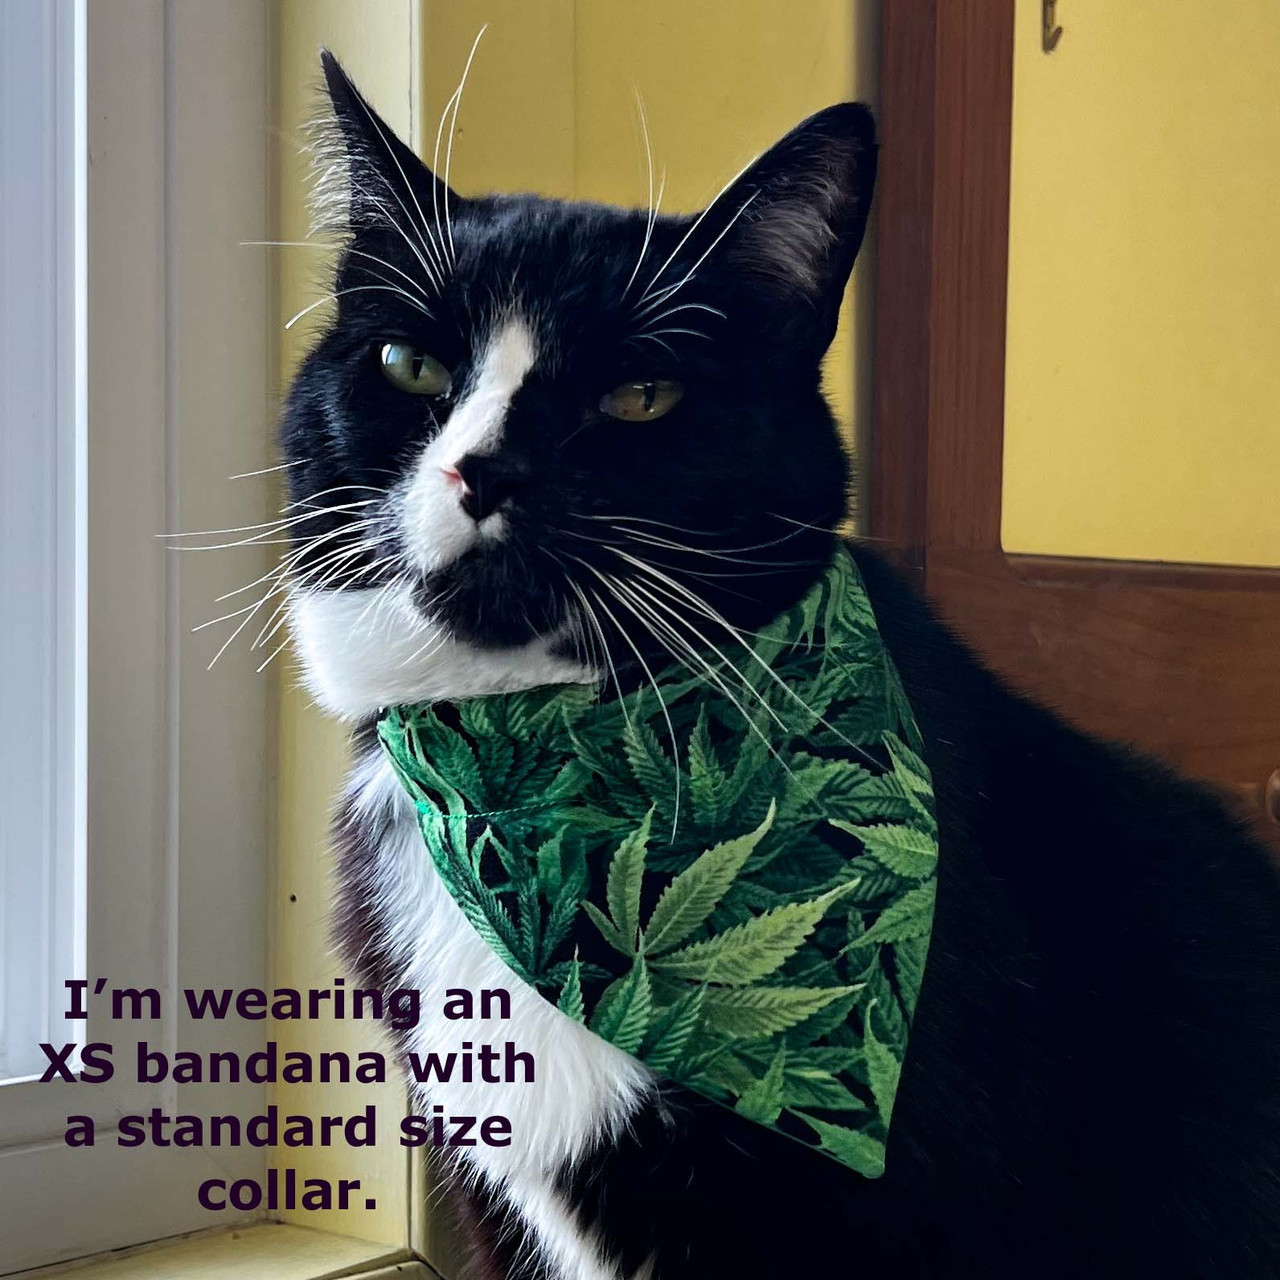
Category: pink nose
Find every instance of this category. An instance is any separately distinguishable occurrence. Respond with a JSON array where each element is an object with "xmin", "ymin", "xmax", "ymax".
[{"xmin": 440, "ymin": 465, "xmax": 470, "ymax": 494}]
